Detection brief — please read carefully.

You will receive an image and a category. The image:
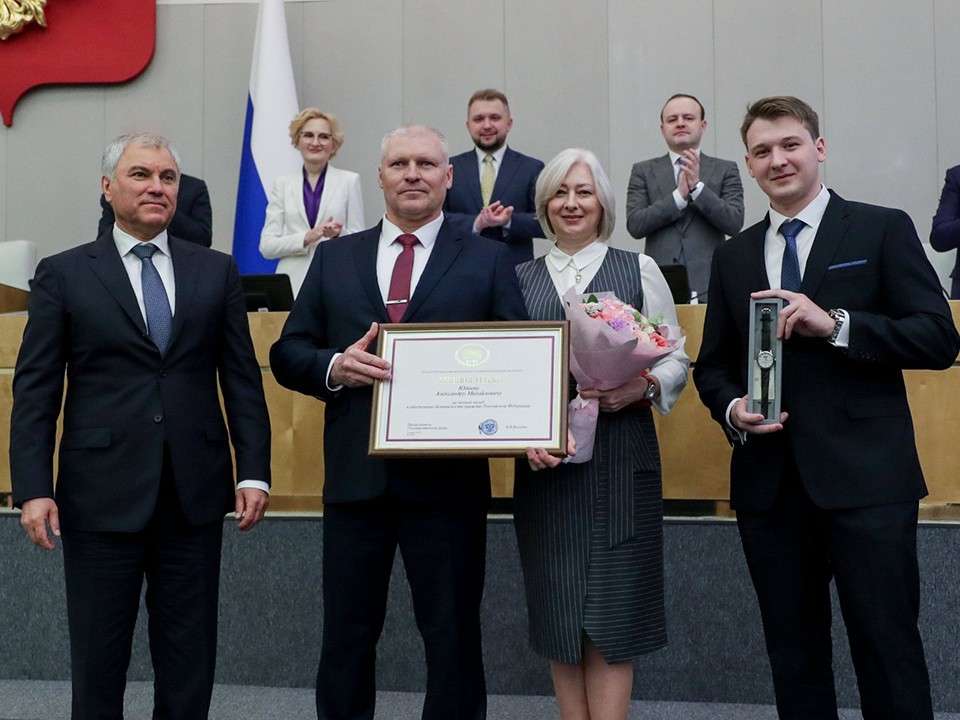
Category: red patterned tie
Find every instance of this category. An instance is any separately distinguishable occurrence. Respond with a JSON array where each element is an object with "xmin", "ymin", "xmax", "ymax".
[{"xmin": 386, "ymin": 233, "xmax": 419, "ymax": 322}]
